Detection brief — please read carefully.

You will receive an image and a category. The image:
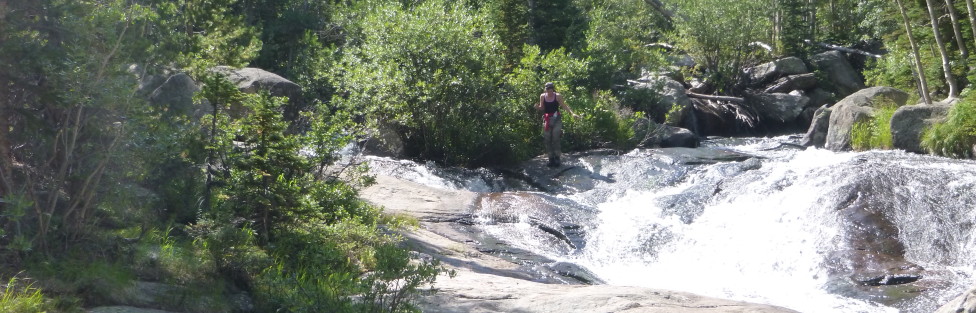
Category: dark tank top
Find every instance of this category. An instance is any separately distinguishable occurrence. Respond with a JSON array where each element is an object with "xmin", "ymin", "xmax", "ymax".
[{"xmin": 543, "ymin": 94, "xmax": 559, "ymax": 114}]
